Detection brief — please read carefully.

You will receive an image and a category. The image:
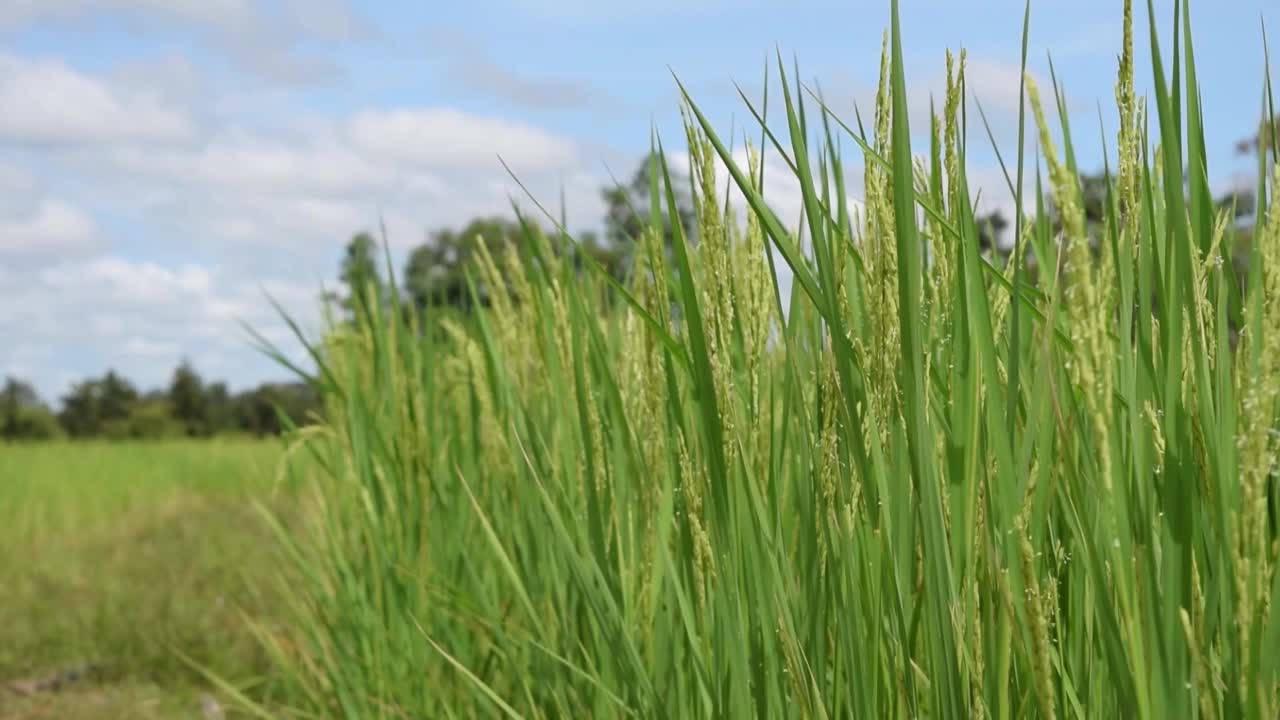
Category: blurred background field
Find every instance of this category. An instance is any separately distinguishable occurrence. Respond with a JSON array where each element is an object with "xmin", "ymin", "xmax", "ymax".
[{"xmin": 0, "ymin": 439, "xmax": 297, "ymax": 719}]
